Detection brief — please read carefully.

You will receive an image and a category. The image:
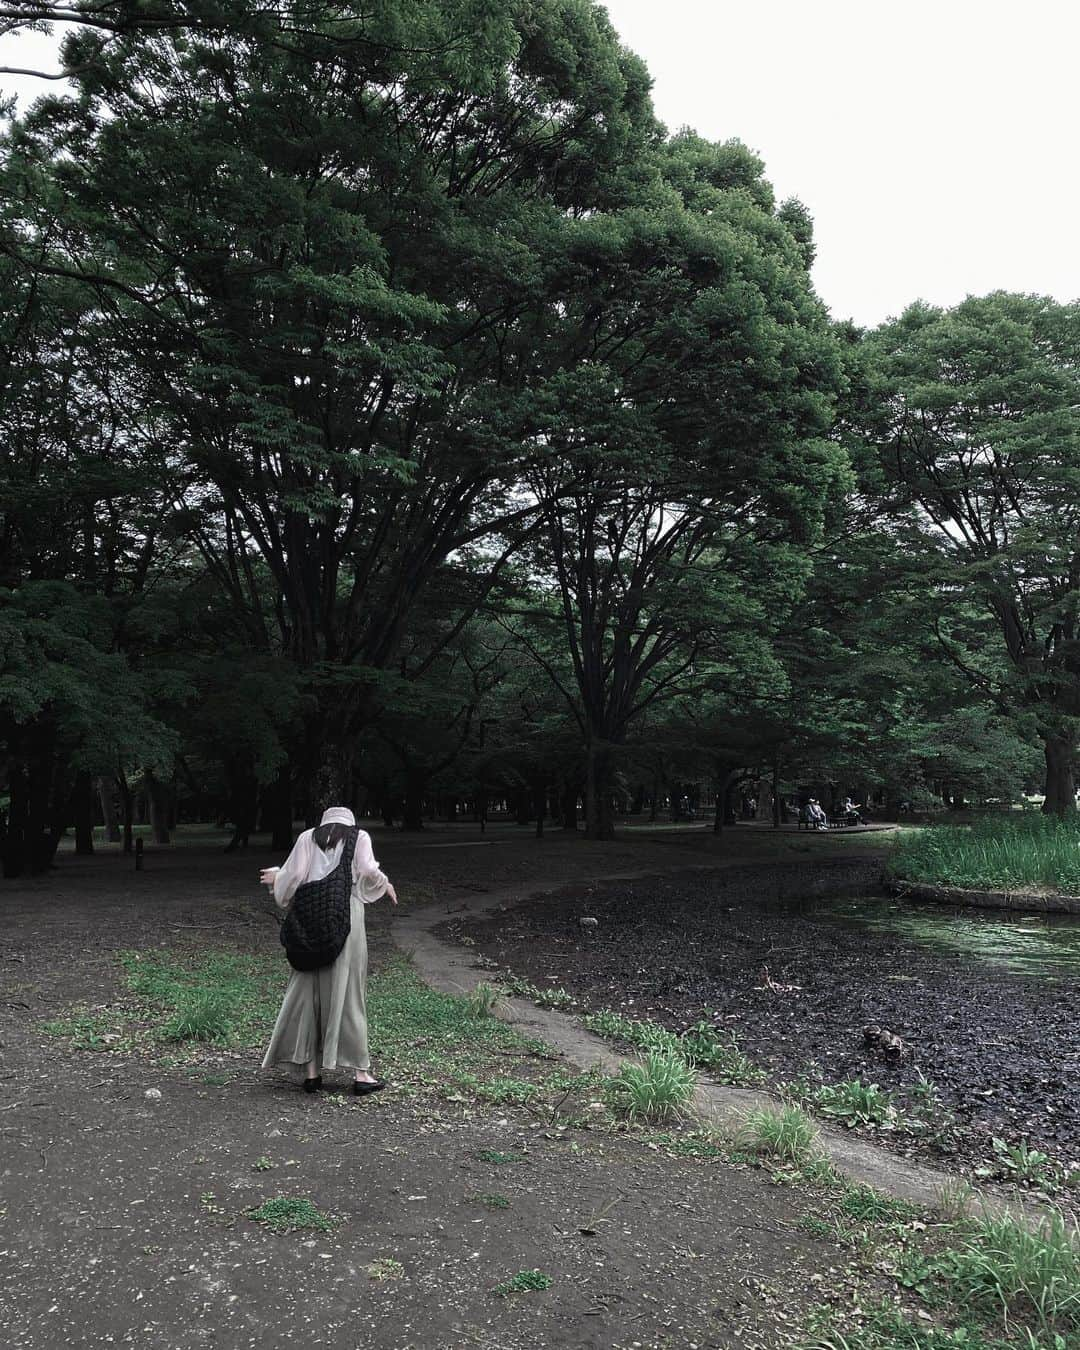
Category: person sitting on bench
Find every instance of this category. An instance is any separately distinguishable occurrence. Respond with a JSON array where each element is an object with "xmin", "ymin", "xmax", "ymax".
[
  {"xmin": 839, "ymin": 795, "xmax": 863, "ymax": 825},
  {"xmin": 807, "ymin": 799, "xmax": 828, "ymax": 830}
]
